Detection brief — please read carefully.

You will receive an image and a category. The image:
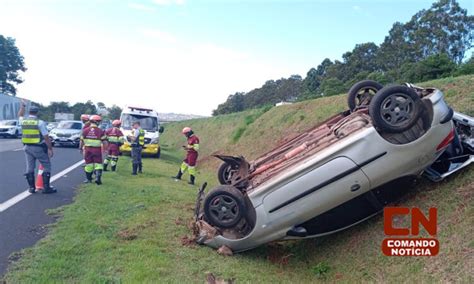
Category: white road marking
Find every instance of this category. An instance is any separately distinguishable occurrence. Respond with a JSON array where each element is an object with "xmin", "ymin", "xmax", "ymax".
[
  {"xmin": 0, "ymin": 160, "xmax": 84, "ymax": 213},
  {"xmin": 13, "ymin": 148, "xmax": 24, "ymax": 151}
]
